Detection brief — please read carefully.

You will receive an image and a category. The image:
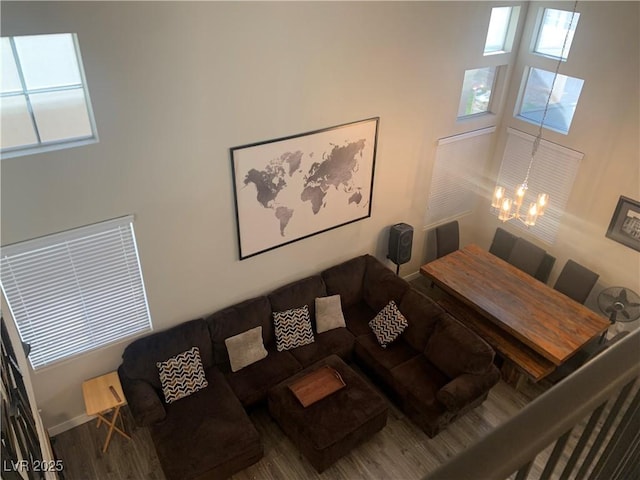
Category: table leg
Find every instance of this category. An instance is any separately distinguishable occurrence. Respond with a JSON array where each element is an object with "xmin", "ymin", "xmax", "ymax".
[
  {"xmin": 97, "ymin": 405, "xmax": 132, "ymax": 453},
  {"xmin": 501, "ymin": 361, "xmax": 528, "ymax": 390}
]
